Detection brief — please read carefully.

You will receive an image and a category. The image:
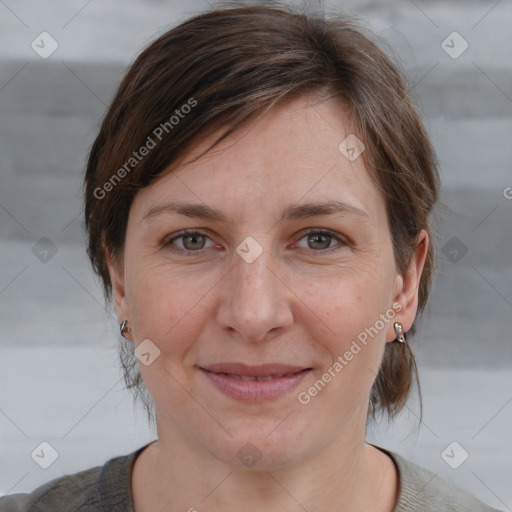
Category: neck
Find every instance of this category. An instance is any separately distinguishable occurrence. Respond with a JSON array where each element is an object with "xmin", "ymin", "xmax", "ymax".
[{"xmin": 132, "ymin": 415, "xmax": 397, "ymax": 512}]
